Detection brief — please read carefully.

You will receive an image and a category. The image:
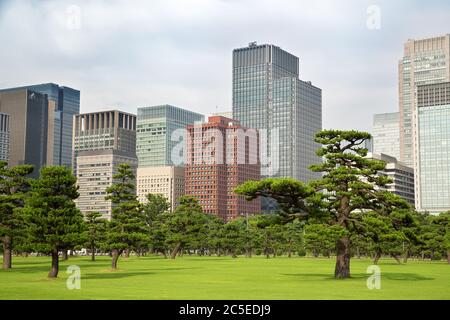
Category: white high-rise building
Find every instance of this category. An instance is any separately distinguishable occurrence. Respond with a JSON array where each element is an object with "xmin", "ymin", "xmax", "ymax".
[
  {"xmin": 75, "ymin": 150, "xmax": 138, "ymax": 220},
  {"xmin": 399, "ymin": 34, "xmax": 450, "ymax": 167}
]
